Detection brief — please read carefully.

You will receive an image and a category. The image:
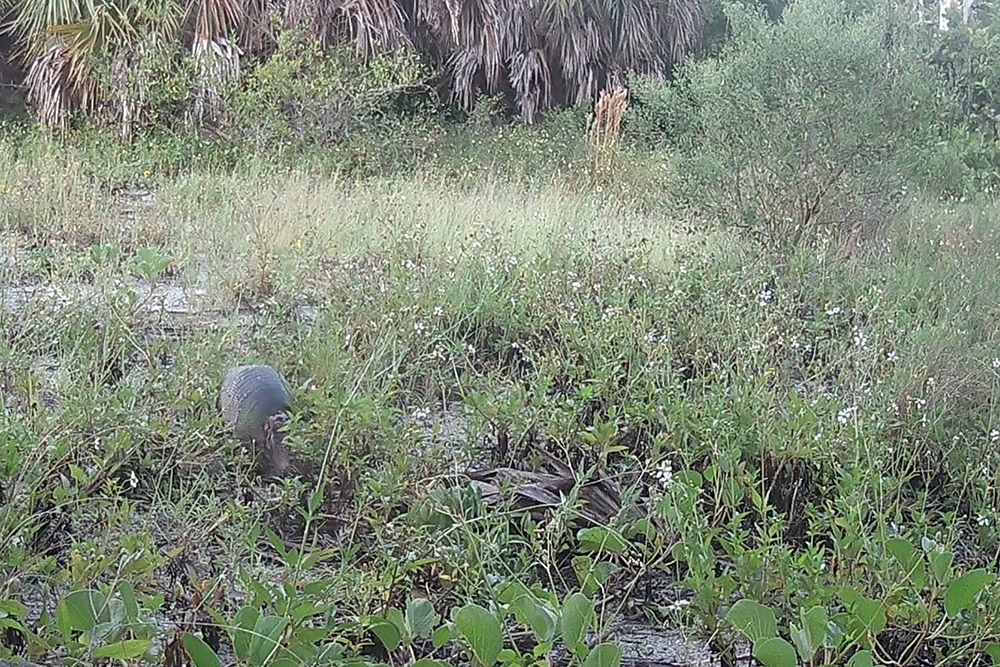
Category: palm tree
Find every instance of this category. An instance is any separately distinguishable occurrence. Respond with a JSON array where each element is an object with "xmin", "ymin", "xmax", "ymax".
[
  {"xmin": 0, "ymin": 0, "xmax": 187, "ymax": 131},
  {"xmin": 0, "ymin": 0, "xmax": 707, "ymax": 128},
  {"xmin": 417, "ymin": 0, "xmax": 706, "ymax": 121}
]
